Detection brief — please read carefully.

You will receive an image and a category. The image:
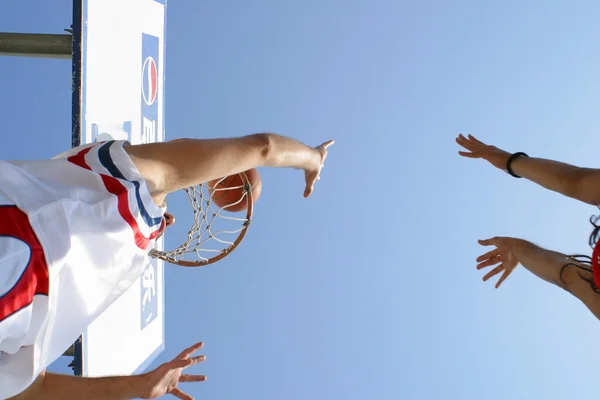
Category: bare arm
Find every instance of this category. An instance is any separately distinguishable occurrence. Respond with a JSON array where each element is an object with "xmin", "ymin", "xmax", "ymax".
[
  {"xmin": 10, "ymin": 372, "xmax": 141, "ymax": 400},
  {"xmin": 478, "ymin": 237, "xmax": 600, "ymax": 320},
  {"xmin": 510, "ymin": 239, "xmax": 573, "ymax": 289},
  {"xmin": 510, "ymin": 157, "xmax": 600, "ymax": 205},
  {"xmin": 513, "ymin": 239, "xmax": 600, "ymax": 319},
  {"xmin": 125, "ymin": 133, "xmax": 329, "ymax": 203},
  {"xmin": 10, "ymin": 341, "xmax": 206, "ymax": 400},
  {"xmin": 456, "ymin": 134, "xmax": 600, "ymax": 205}
]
